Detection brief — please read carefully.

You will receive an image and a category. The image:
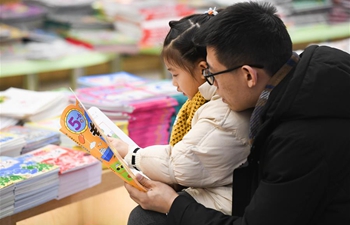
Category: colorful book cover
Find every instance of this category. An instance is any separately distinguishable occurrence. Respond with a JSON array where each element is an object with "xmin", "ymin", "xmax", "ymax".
[
  {"xmin": 73, "ymin": 85, "xmax": 161, "ymax": 113},
  {"xmin": 73, "ymin": 78, "xmax": 179, "ymax": 113},
  {"xmin": 77, "ymin": 71, "xmax": 147, "ymax": 88},
  {"xmin": 0, "ymin": 132, "xmax": 26, "ymax": 157},
  {"xmin": 17, "ymin": 144, "xmax": 100, "ymax": 174},
  {"xmin": 0, "ymin": 156, "xmax": 58, "ymax": 187},
  {"xmin": 1, "ymin": 126, "xmax": 61, "ymax": 152},
  {"xmin": 0, "ymin": 3, "xmax": 46, "ymax": 21},
  {"xmin": 0, "ymin": 132, "xmax": 24, "ymax": 146},
  {"xmin": 59, "ymin": 96, "xmax": 147, "ymax": 192},
  {"xmin": 0, "ymin": 23, "xmax": 26, "ymax": 43}
]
